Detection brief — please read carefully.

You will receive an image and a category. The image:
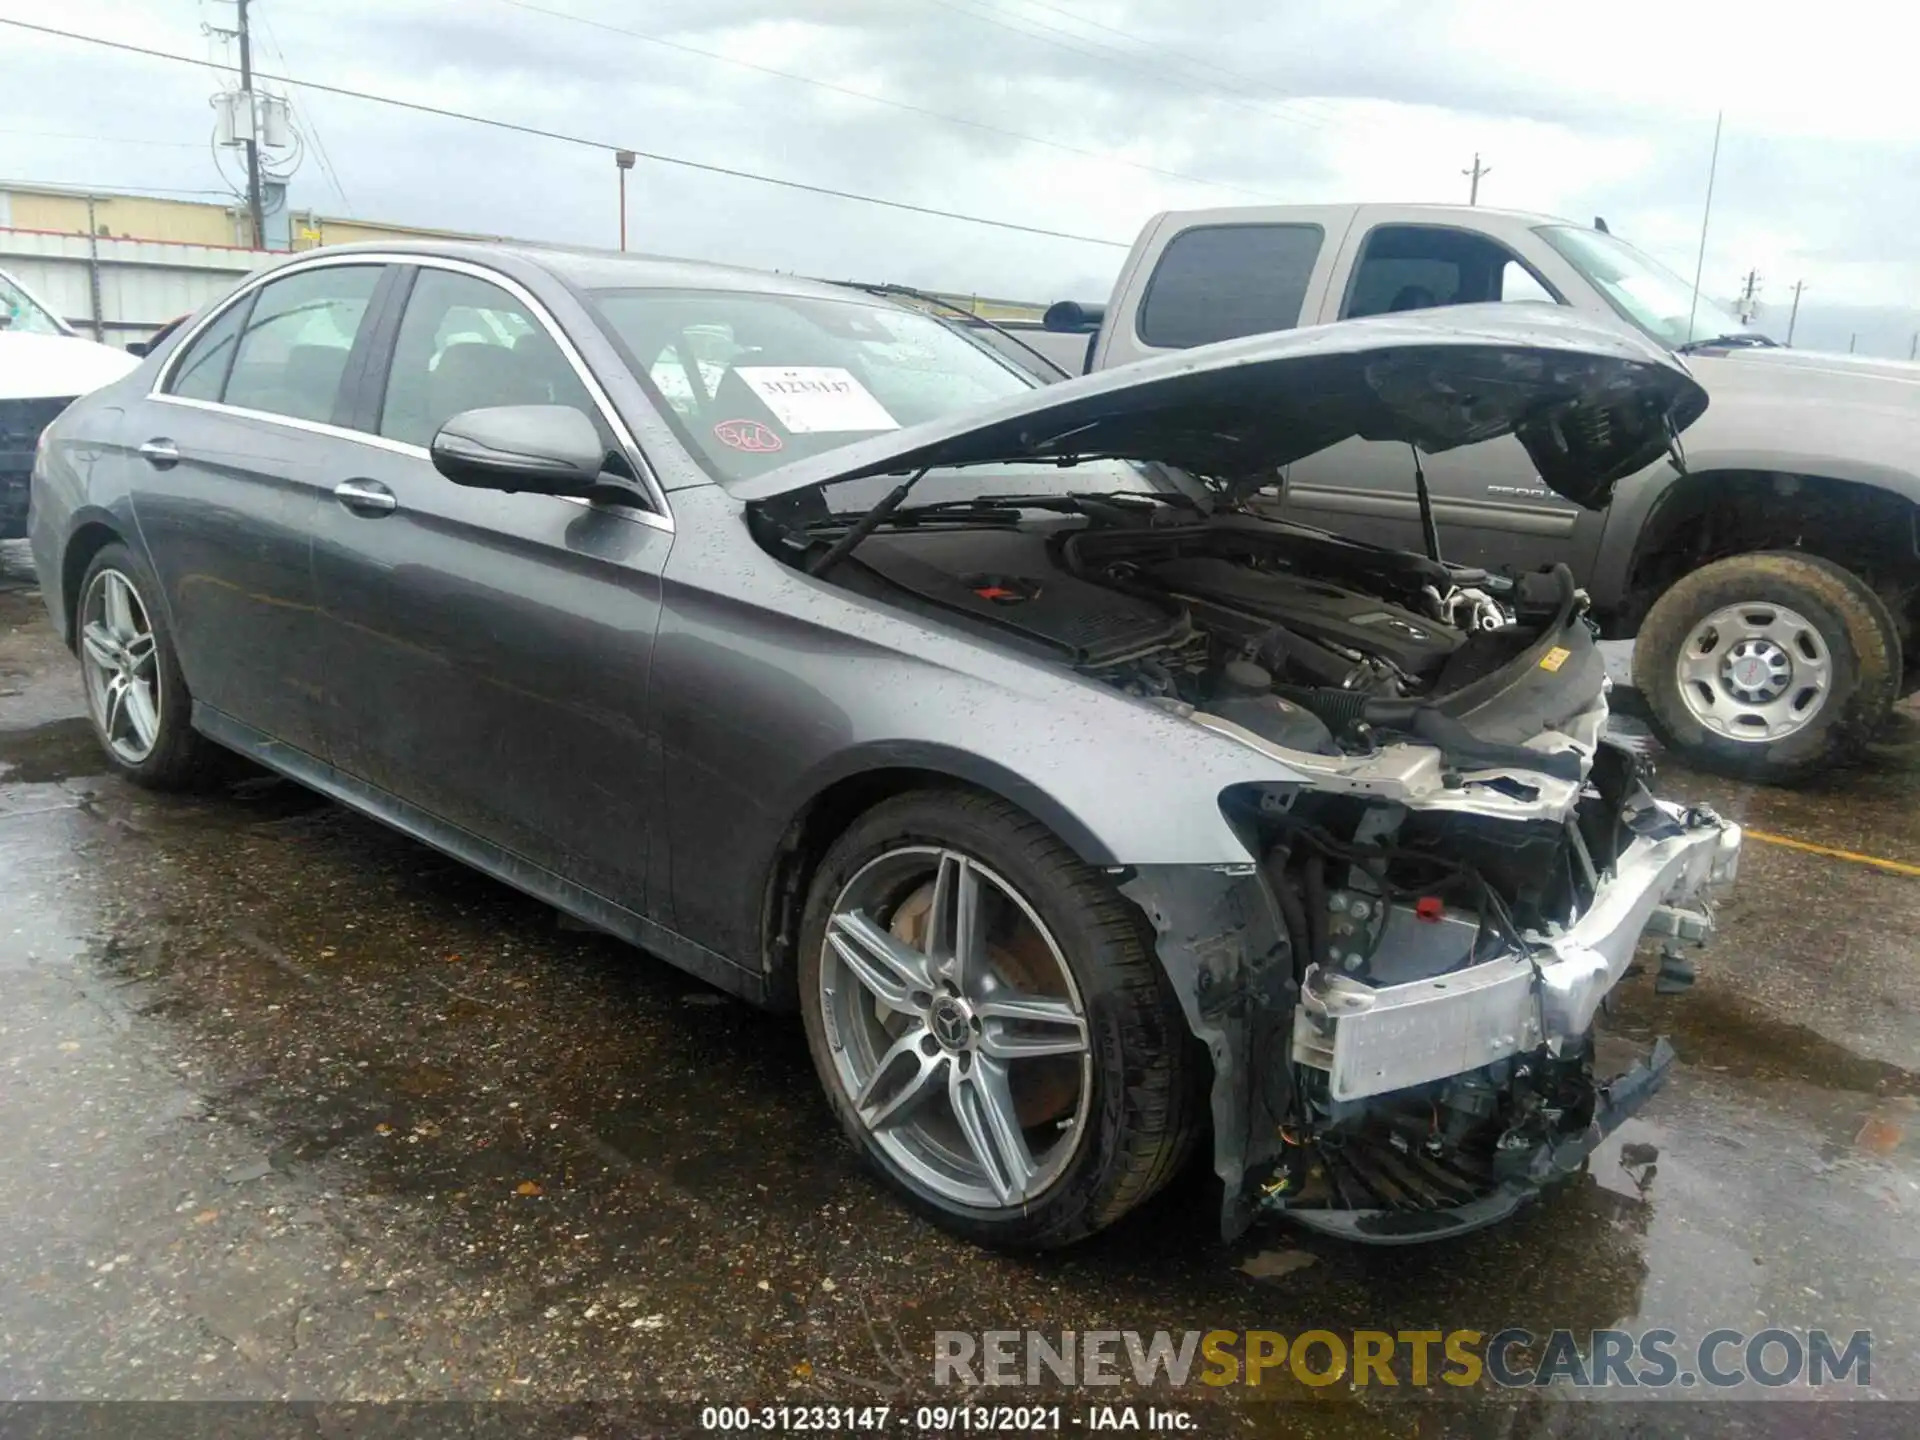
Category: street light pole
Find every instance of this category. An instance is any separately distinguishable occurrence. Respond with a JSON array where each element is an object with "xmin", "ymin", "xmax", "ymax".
[{"xmin": 615, "ymin": 150, "xmax": 635, "ymax": 251}]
